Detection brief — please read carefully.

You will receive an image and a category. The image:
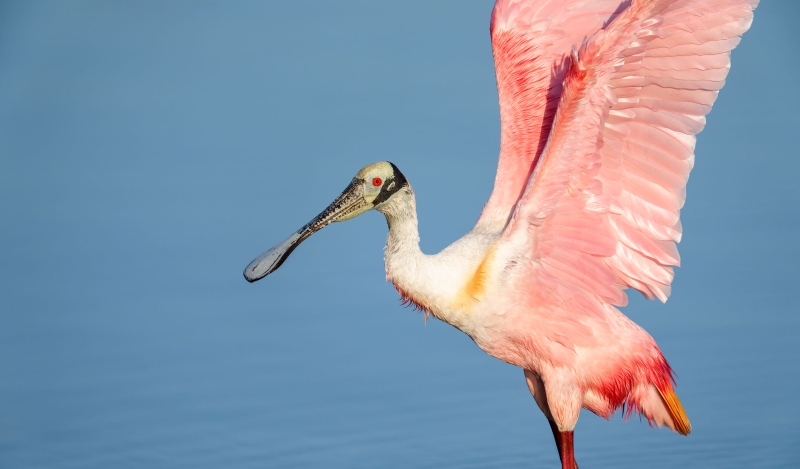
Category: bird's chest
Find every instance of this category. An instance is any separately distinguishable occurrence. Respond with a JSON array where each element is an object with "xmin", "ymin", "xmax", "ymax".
[
  {"xmin": 387, "ymin": 267, "xmax": 478, "ymax": 330},
  {"xmin": 385, "ymin": 238, "xmax": 500, "ymax": 332}
]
